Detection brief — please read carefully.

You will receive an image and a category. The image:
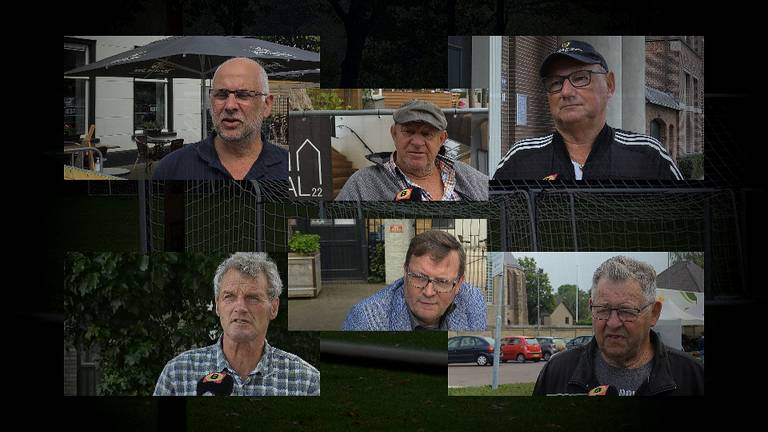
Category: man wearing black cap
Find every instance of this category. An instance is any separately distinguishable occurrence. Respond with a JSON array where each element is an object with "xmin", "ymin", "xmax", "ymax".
[
  {"xmin": 493, "ymin": 40, "xmax": 683, "ymax": 181},
  {"xmin": 335, "ymin": 100, "xmax": 488, "ymax": 201}
]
